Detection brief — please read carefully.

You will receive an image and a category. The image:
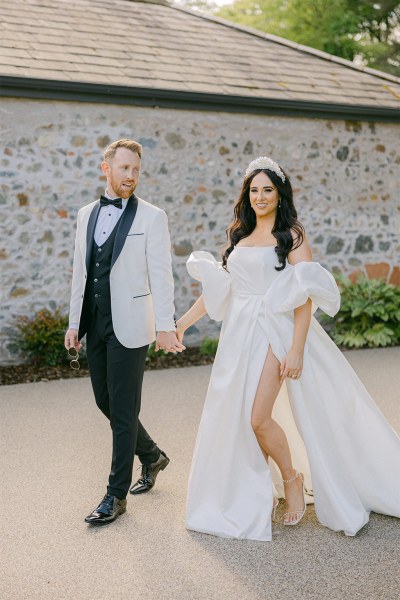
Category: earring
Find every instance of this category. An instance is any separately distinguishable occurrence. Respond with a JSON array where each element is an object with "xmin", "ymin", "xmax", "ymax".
[{"xmin": 278, "ymin": 197, "xmax": 281, "ymax": 208}]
